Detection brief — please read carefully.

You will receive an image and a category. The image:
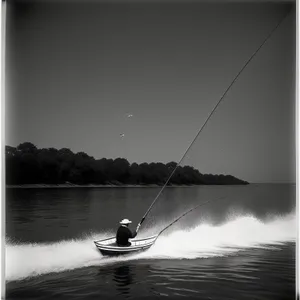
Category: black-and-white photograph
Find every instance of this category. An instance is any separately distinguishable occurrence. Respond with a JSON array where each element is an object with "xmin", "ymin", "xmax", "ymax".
[{"xmin": 4, "ymin": 0, "xmax": 296, "ymax": 299}]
